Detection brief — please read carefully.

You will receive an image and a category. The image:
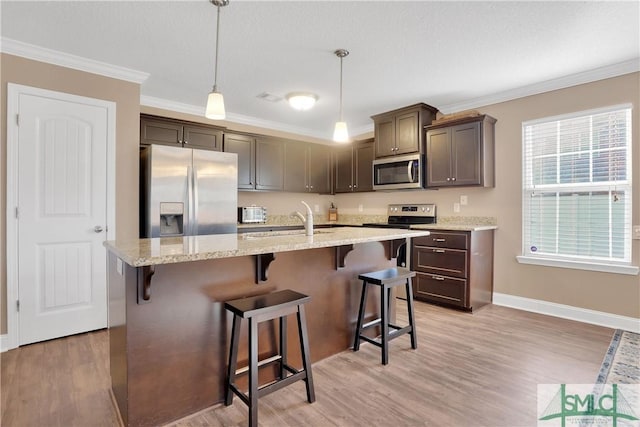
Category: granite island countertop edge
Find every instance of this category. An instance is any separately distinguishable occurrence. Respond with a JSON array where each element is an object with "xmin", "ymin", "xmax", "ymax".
[{"xmin": 104, "ymin": 227, "xmax": 431, "ymax": 267}]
